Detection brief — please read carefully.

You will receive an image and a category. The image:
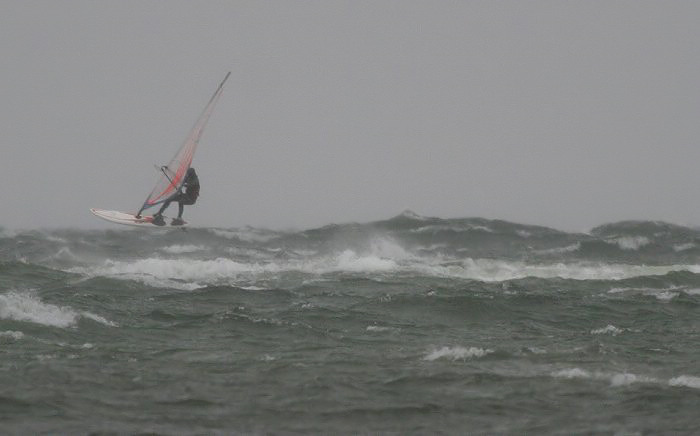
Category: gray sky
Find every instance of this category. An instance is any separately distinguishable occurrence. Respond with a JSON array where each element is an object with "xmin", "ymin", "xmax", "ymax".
[{"xmin": 1, "ymin": 1, "xmax": 699, "ymax": 231}]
